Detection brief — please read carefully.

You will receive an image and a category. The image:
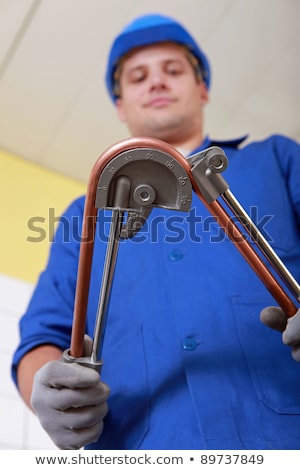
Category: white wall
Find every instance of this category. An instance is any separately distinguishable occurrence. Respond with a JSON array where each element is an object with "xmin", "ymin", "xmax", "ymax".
[{"xmin": 0, "ymin": 273, "xmax": 56, "ymax": 449}]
